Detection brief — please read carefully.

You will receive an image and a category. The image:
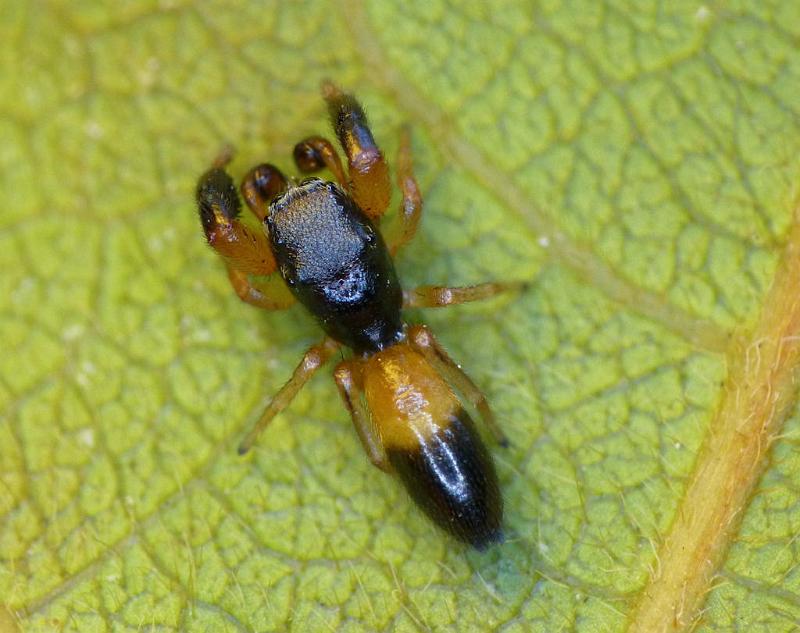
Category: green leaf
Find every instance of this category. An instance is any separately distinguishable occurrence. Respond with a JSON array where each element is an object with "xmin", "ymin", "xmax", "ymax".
[{"xmin": 3, "ymin": 1, "xmax": 800, "ymax": 631}]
